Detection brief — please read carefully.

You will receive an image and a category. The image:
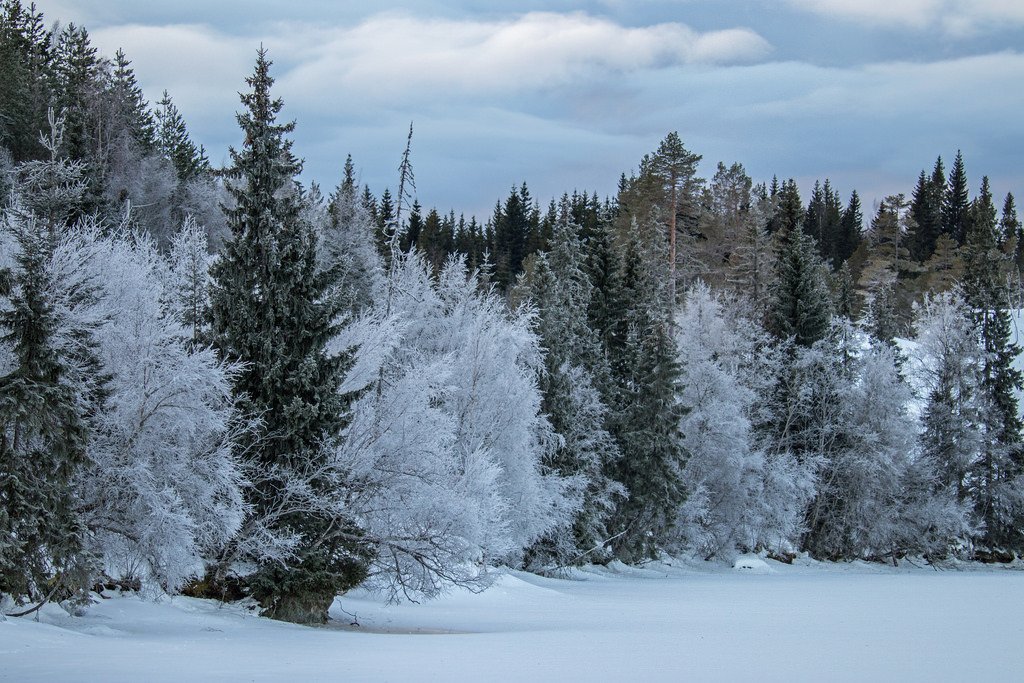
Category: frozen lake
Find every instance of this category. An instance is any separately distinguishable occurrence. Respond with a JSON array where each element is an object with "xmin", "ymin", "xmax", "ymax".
[{"xmin": 3, "ymin": 558, "xmax": 1023, "ymax": 682}]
